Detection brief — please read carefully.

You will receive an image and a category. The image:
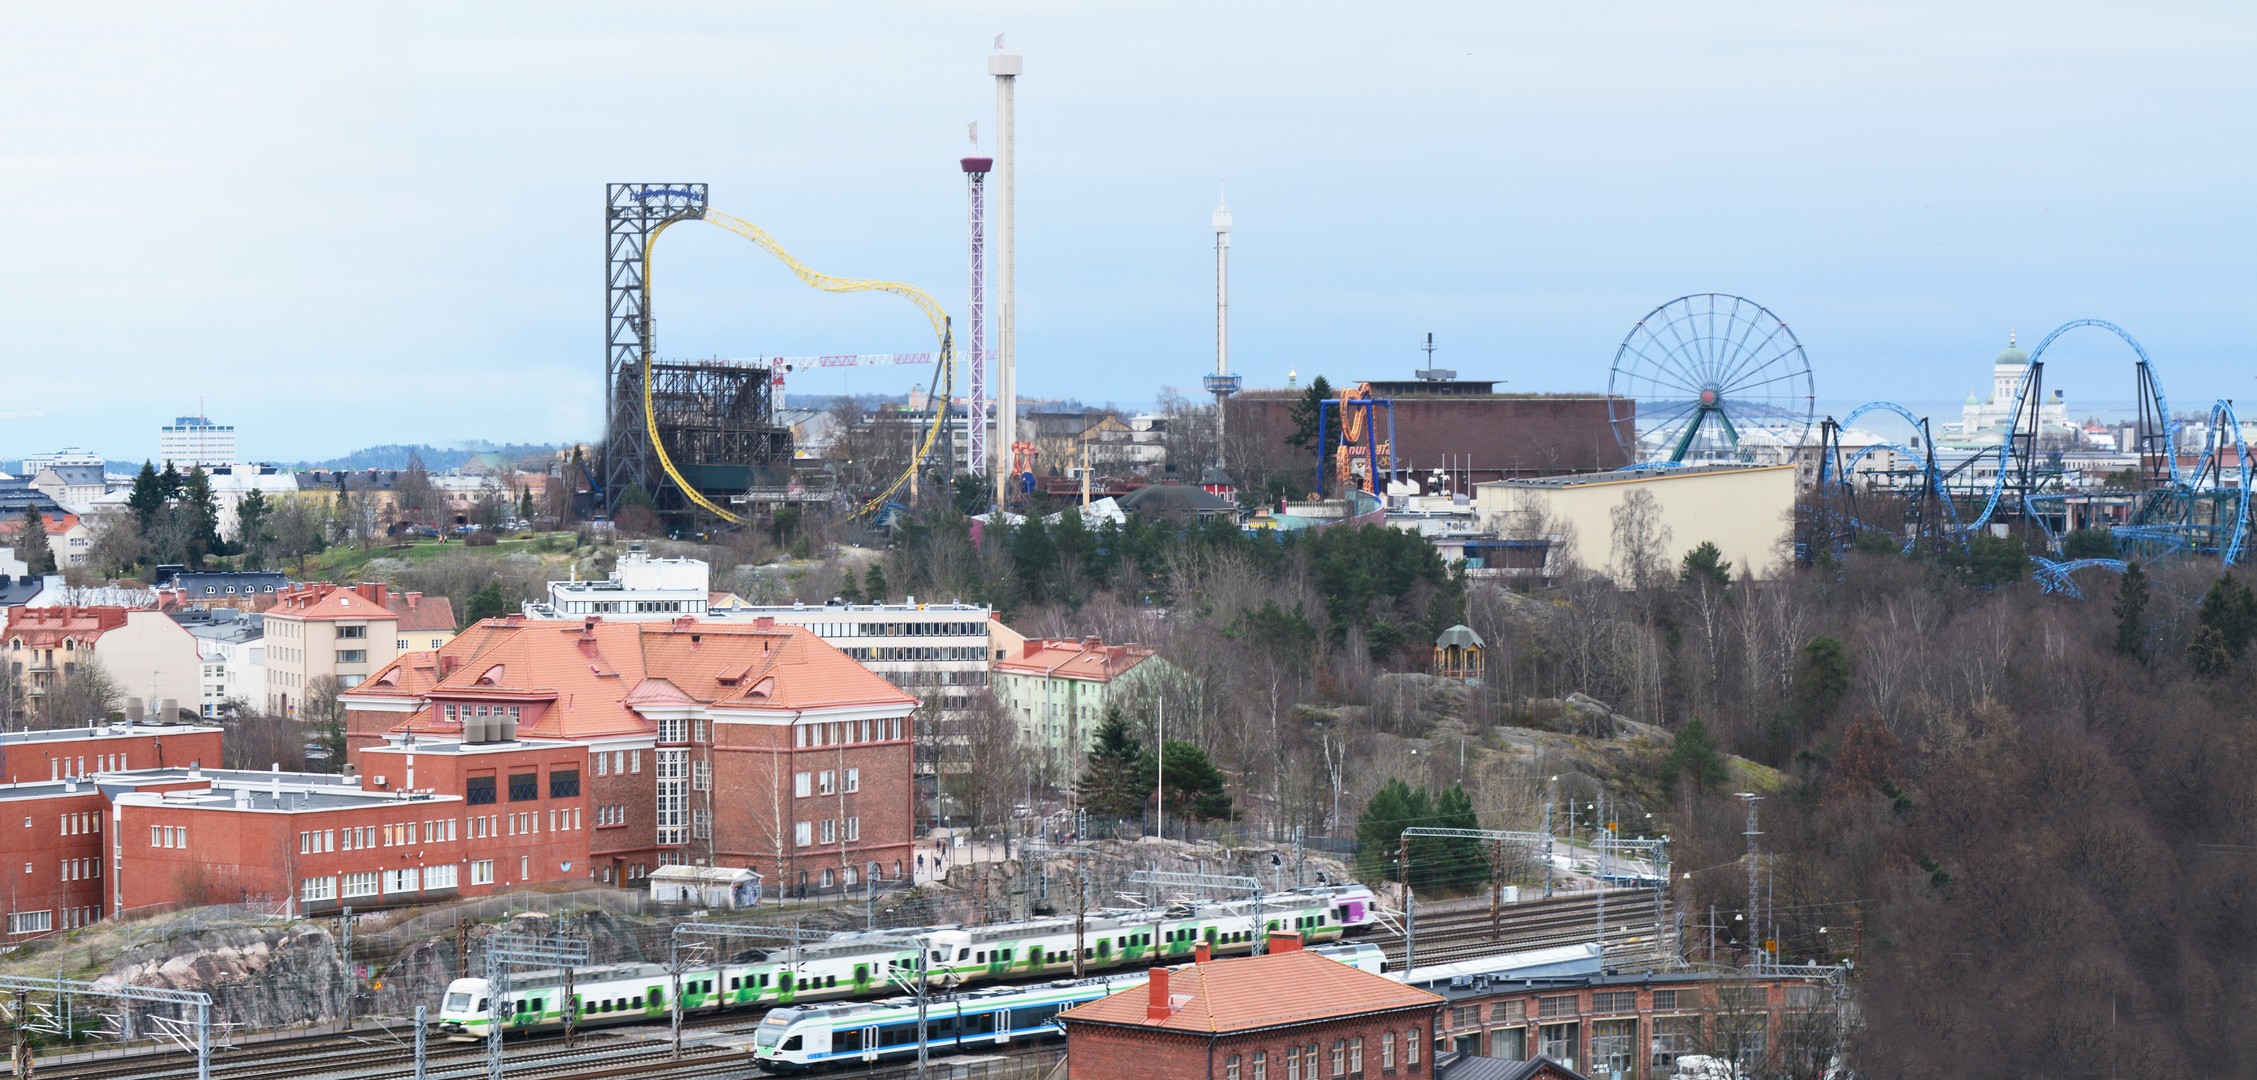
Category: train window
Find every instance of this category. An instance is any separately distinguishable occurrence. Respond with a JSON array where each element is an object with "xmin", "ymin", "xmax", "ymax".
[
  {"xmin": 730, "ymin": 977, "xmax": 740, "ymax": 990},
  {"xmin": 1097, "ymin": 941, "xmax": 1109, "ymax": 957},
  {"xmin": 959, "ymin": 948, "xmax": 971, "ymax": 961},
  {"xmin": 633, "ymin": 996, "xmax": 645, "ymax": 1009},
  {"xmin": 781, "ymin": 1035, "xmax": 801, "ymax": 1051},
  {"xmin": 827, "ymin": 976, "xmax": 837, "ymax": 988},
  {"xmin": 966, "ymin": 1011, "xmax": 996, "ymax": 1034},
  {"xmin": 836, "ymin": 1029, "xmax": 863, "ymax": 1052},
  {"xmin": 760, "ymin": 974, "xmax": 770, "ymax": 987},
  {"xmin": 855, "ymin": 965, "xmax": 868, "ymax": 982},
  {"xmin": 999, "ymin": 949, "xmax": 1012, "ymax": 962},
  {"xmin": 474, "ymin": 999, "xmax": 487, "ymax": 1013}
]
